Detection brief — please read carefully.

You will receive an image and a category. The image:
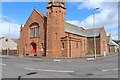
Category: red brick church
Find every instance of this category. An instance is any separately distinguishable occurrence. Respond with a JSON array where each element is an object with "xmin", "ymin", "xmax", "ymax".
[{"xmin": 18, "ymin": 0, "xmax": 109, "ymax": 58}]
